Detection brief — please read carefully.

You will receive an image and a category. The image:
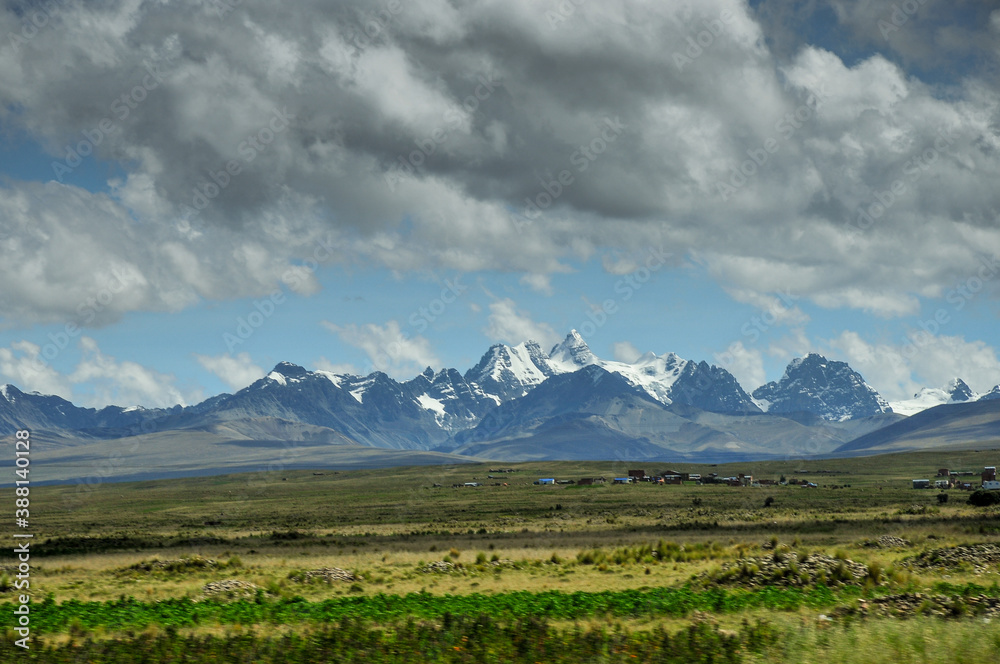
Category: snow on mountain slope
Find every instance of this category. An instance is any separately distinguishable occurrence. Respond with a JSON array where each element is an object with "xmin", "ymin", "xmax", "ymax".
[
  {"xmin": 889, "ymin": 389, "xmax": 951, "ymax": 417},
  {"xmin": 890, "ymin": 378, "xmax": 980, "ymax": 416},
  {"xmin": 547, "ymin": 329, "xmax": 599, "ymax": 371},
  {"xmin": 266, "ymin": 371, "xmax": 287, "ymax": 386},
  {"xmin": 416, "ymin": 393, "xmax": 446, "ymax": 419},
  {"xmin": 597, "ymin": 352, "xmax": 688, "ymax": 404},
  {"xmin": 547, "ymin": 331, "xmax": 687, "ymax": 402},
  {"xmin": 313, "ymin": 370, "xmax": 347, "ymax": 388},
  {"xmin": 464, "ymin": 340, "xmax": 556, "ymax": 402},
  {"xmin": 545, "ymin": 331, "xmax": 753, "ymax": 409},
  {"xmin": 405, "ymin": 367, "xmax": 497, "ymax": 431}
]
